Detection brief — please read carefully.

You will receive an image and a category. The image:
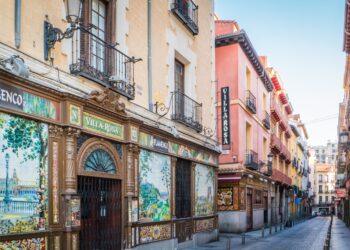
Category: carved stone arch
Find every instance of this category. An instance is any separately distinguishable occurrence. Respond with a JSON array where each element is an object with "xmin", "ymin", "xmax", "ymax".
[{"xmin": 77, "ymin": 137, "xmax": 123, "ymax": 179}]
